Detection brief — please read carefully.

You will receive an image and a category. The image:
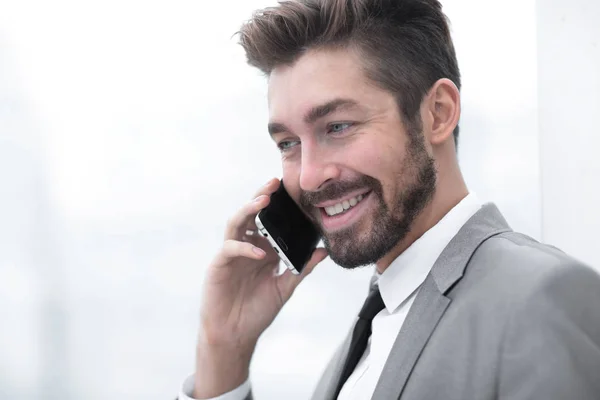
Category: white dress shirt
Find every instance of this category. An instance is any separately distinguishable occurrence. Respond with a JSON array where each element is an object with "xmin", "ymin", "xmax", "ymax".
[{"xmin": 180, "ymin": 193, "xmax": 482, "ymax": 400}]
